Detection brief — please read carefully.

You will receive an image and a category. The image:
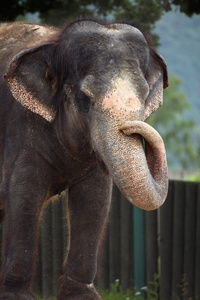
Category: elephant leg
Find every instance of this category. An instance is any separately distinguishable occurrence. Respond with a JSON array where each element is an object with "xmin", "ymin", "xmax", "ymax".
[
  {"xmin": 58, "ymin": 169, "xmax": 112, "ymax": 300},
  {"xmin": 0, "ymin": 156, "xmax": 50, "ymax": 299}
]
